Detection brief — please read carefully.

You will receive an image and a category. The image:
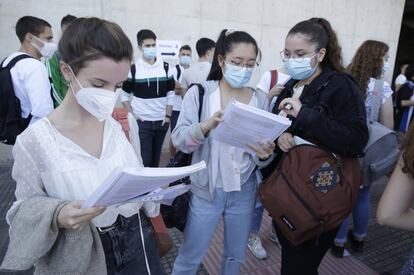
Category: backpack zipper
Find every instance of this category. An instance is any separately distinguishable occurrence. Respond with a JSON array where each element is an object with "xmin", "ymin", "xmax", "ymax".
[{"xmin": 280, "ymin": 171, "xmax": 326, "ymax": 244}]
